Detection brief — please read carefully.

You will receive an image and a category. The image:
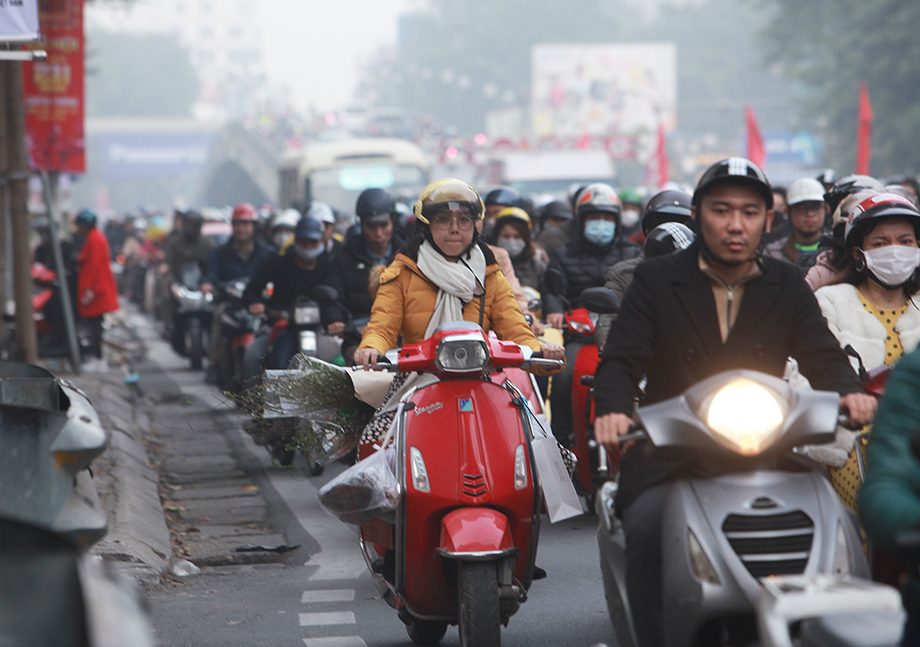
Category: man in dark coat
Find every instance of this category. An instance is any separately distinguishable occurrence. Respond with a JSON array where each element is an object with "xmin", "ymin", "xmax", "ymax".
[
  {"xmin": 593, "ymin": 158, "xmax": 878, "ymax": 647},
  {"xmin": 325, "ymin": 188, "xmax": 404, "ymax": 364}
]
